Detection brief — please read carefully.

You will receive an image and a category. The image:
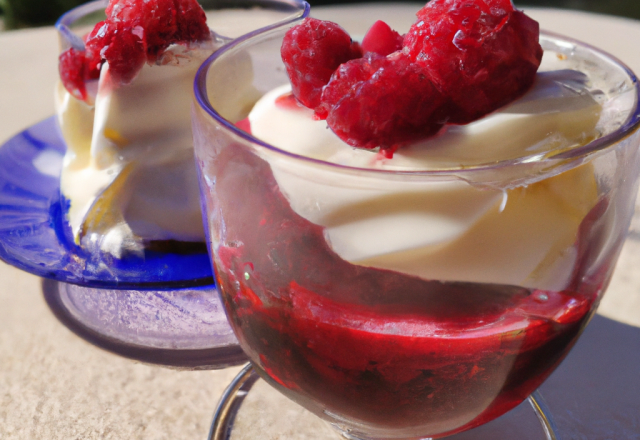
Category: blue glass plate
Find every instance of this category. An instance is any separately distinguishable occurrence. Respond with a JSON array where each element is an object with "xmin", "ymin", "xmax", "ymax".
[
  {"xmin": 0, "ymin": 117, "xmax": 214, "ymax": 288},
  {"xmin": 42, "ymin": 279, "xmax": 246, "ymax": 369}
]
